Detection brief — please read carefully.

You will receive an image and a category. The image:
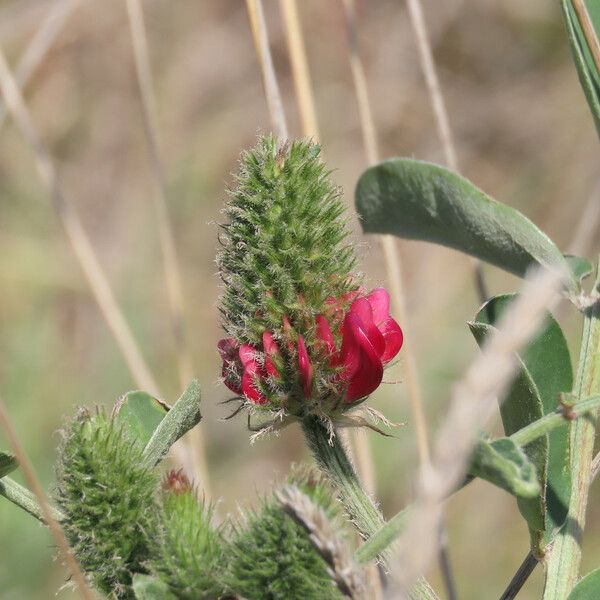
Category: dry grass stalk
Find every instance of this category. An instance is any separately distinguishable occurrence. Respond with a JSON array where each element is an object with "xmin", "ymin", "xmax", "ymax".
[
  {"xmin": 277, "ymin": 485, "xmax": 367, "ymax": 599},
  {"xmin": 124, "ymin": 0, "xmax": 210, "ymax": 492},
  {"xmin": 404, "ymin": 0, "xmax": 488, "ymax": 306},
  {"xmin": 0, "ymin": 41, "xmax": 193, "ymax": 477},
  {"xmin": 573, "ymin": 0, "xmax": 600, "ymax": 76},
  {"xmin": 280, "ymin": 0, "xmax": 319, "ymax": 139},
  {"xmin": 341, "ymin": 0, "xmax": 432, "ymax": 472},
  {"xmin": 0, "ymin": 395, "xmax": 95, "ymax": 600},
  {"xmin": 389, "ymin": 266, "xmax": 566, "ymax": 596},
  {"xmin": 0, "ymin": 44, "xmax": 160, "ymax": 397},
  {"xmin": 0, "ymin": 0, "xmax": 79, "ymax": 131},
  {"xmin": 245, "ymin": 0, "xmax": 288, "ymax": 140}
]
